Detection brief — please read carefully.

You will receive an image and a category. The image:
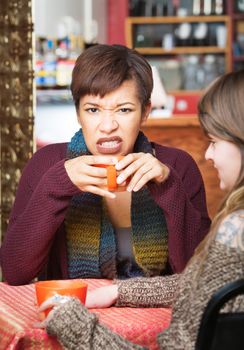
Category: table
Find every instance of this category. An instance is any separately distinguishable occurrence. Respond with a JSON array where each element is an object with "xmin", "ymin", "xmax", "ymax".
[{"xmin": 0, "ymin": 279, "xmax": 172, "ymax": 350}]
